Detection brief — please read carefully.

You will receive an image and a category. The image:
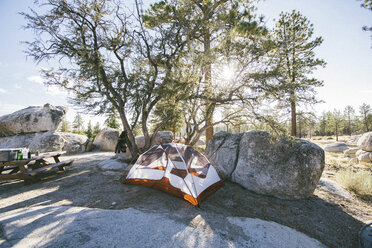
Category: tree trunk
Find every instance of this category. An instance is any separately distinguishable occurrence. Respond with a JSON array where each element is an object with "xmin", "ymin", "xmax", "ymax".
[
  {"xmin": 118, "ymin": 109, "xmax": 139, "ymax": 159},
  {"xmin": 291, "ymin": 101, "xmax": 296, "ymax": 137},
  {"xmin": 204, "ymin": 32, "xmax": 214, "ymax": 145},
  {"xmin": 335, "ymin": 123, "xmax": 339, "ymax": 141}
]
